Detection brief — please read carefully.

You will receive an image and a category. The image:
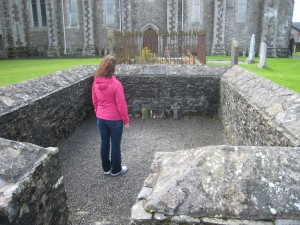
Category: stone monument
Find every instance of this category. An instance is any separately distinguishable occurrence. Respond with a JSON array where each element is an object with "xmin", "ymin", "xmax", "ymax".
[
  {"xmin": 171, "ymin": 103, "xmax": 180, "ymax": 120},
  {"xmin": 141, "ymin": 107, "xmax": 149, "ymax": 119},
  {"xmin": 247, "ymin": 34, "xmax": 256, "ymax": 64},
  {"xmin": 258, "ymin": 42, "xmax": 267, "ymax": 69},
  {"xmin": 230, "ymin": 38, "xmax": 238, "ymax": 67}
]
